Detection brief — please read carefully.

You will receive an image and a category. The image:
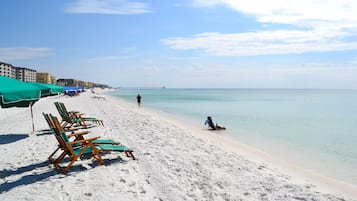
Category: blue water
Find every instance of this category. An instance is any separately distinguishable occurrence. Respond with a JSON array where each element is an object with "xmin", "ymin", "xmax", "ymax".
[{"xmin": 109, "ymin": 88, "xmax": 357, "ymax": 185}]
